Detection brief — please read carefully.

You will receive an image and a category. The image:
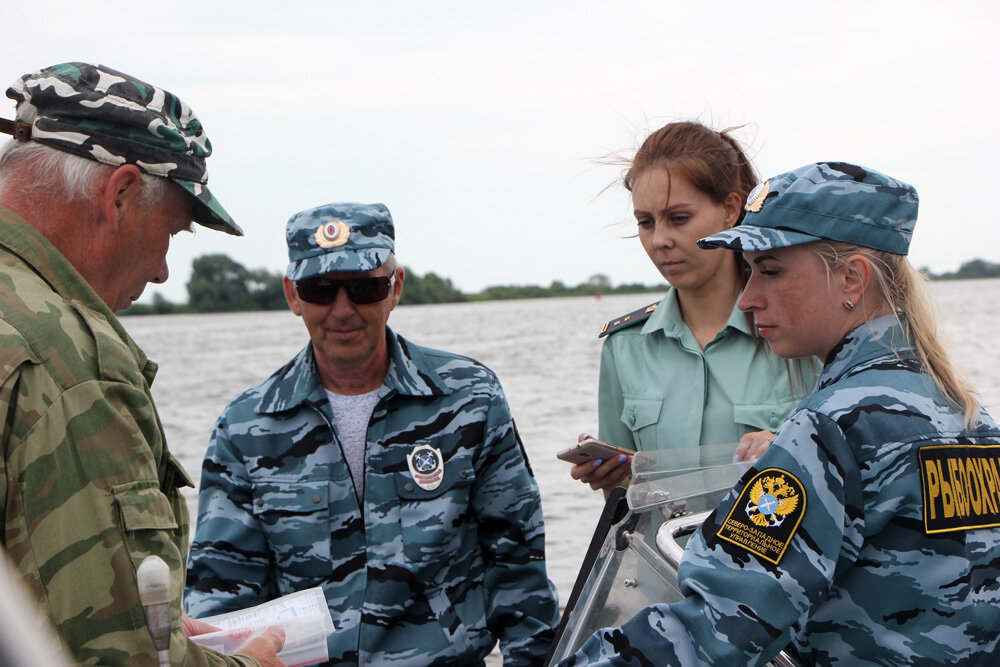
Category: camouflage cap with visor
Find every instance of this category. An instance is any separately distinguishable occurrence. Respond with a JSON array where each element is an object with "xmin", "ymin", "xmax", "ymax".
[
  {"xmin": 286, "ymin": 202, "xmax": 395, "ymax": 281},
  {"xmin": 0, "ymin": 62, "xmax": 240, "ymax": 235},
  {"xmin": 697, "ymin": 161, "xmax": 918, "ymax": 255}
]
